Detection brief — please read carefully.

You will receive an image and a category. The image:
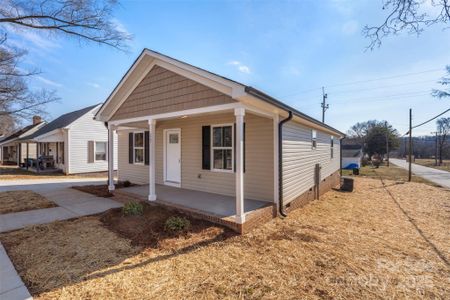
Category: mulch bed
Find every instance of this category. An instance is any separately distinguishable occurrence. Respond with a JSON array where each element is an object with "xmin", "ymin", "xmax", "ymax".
[
  {"xmin": 100, "ymin": 202, "xmax": 235, "ymax": 251},
  {"xmin": 72, "ymin": 182, "xmax": 135, "ymax": 198}
]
